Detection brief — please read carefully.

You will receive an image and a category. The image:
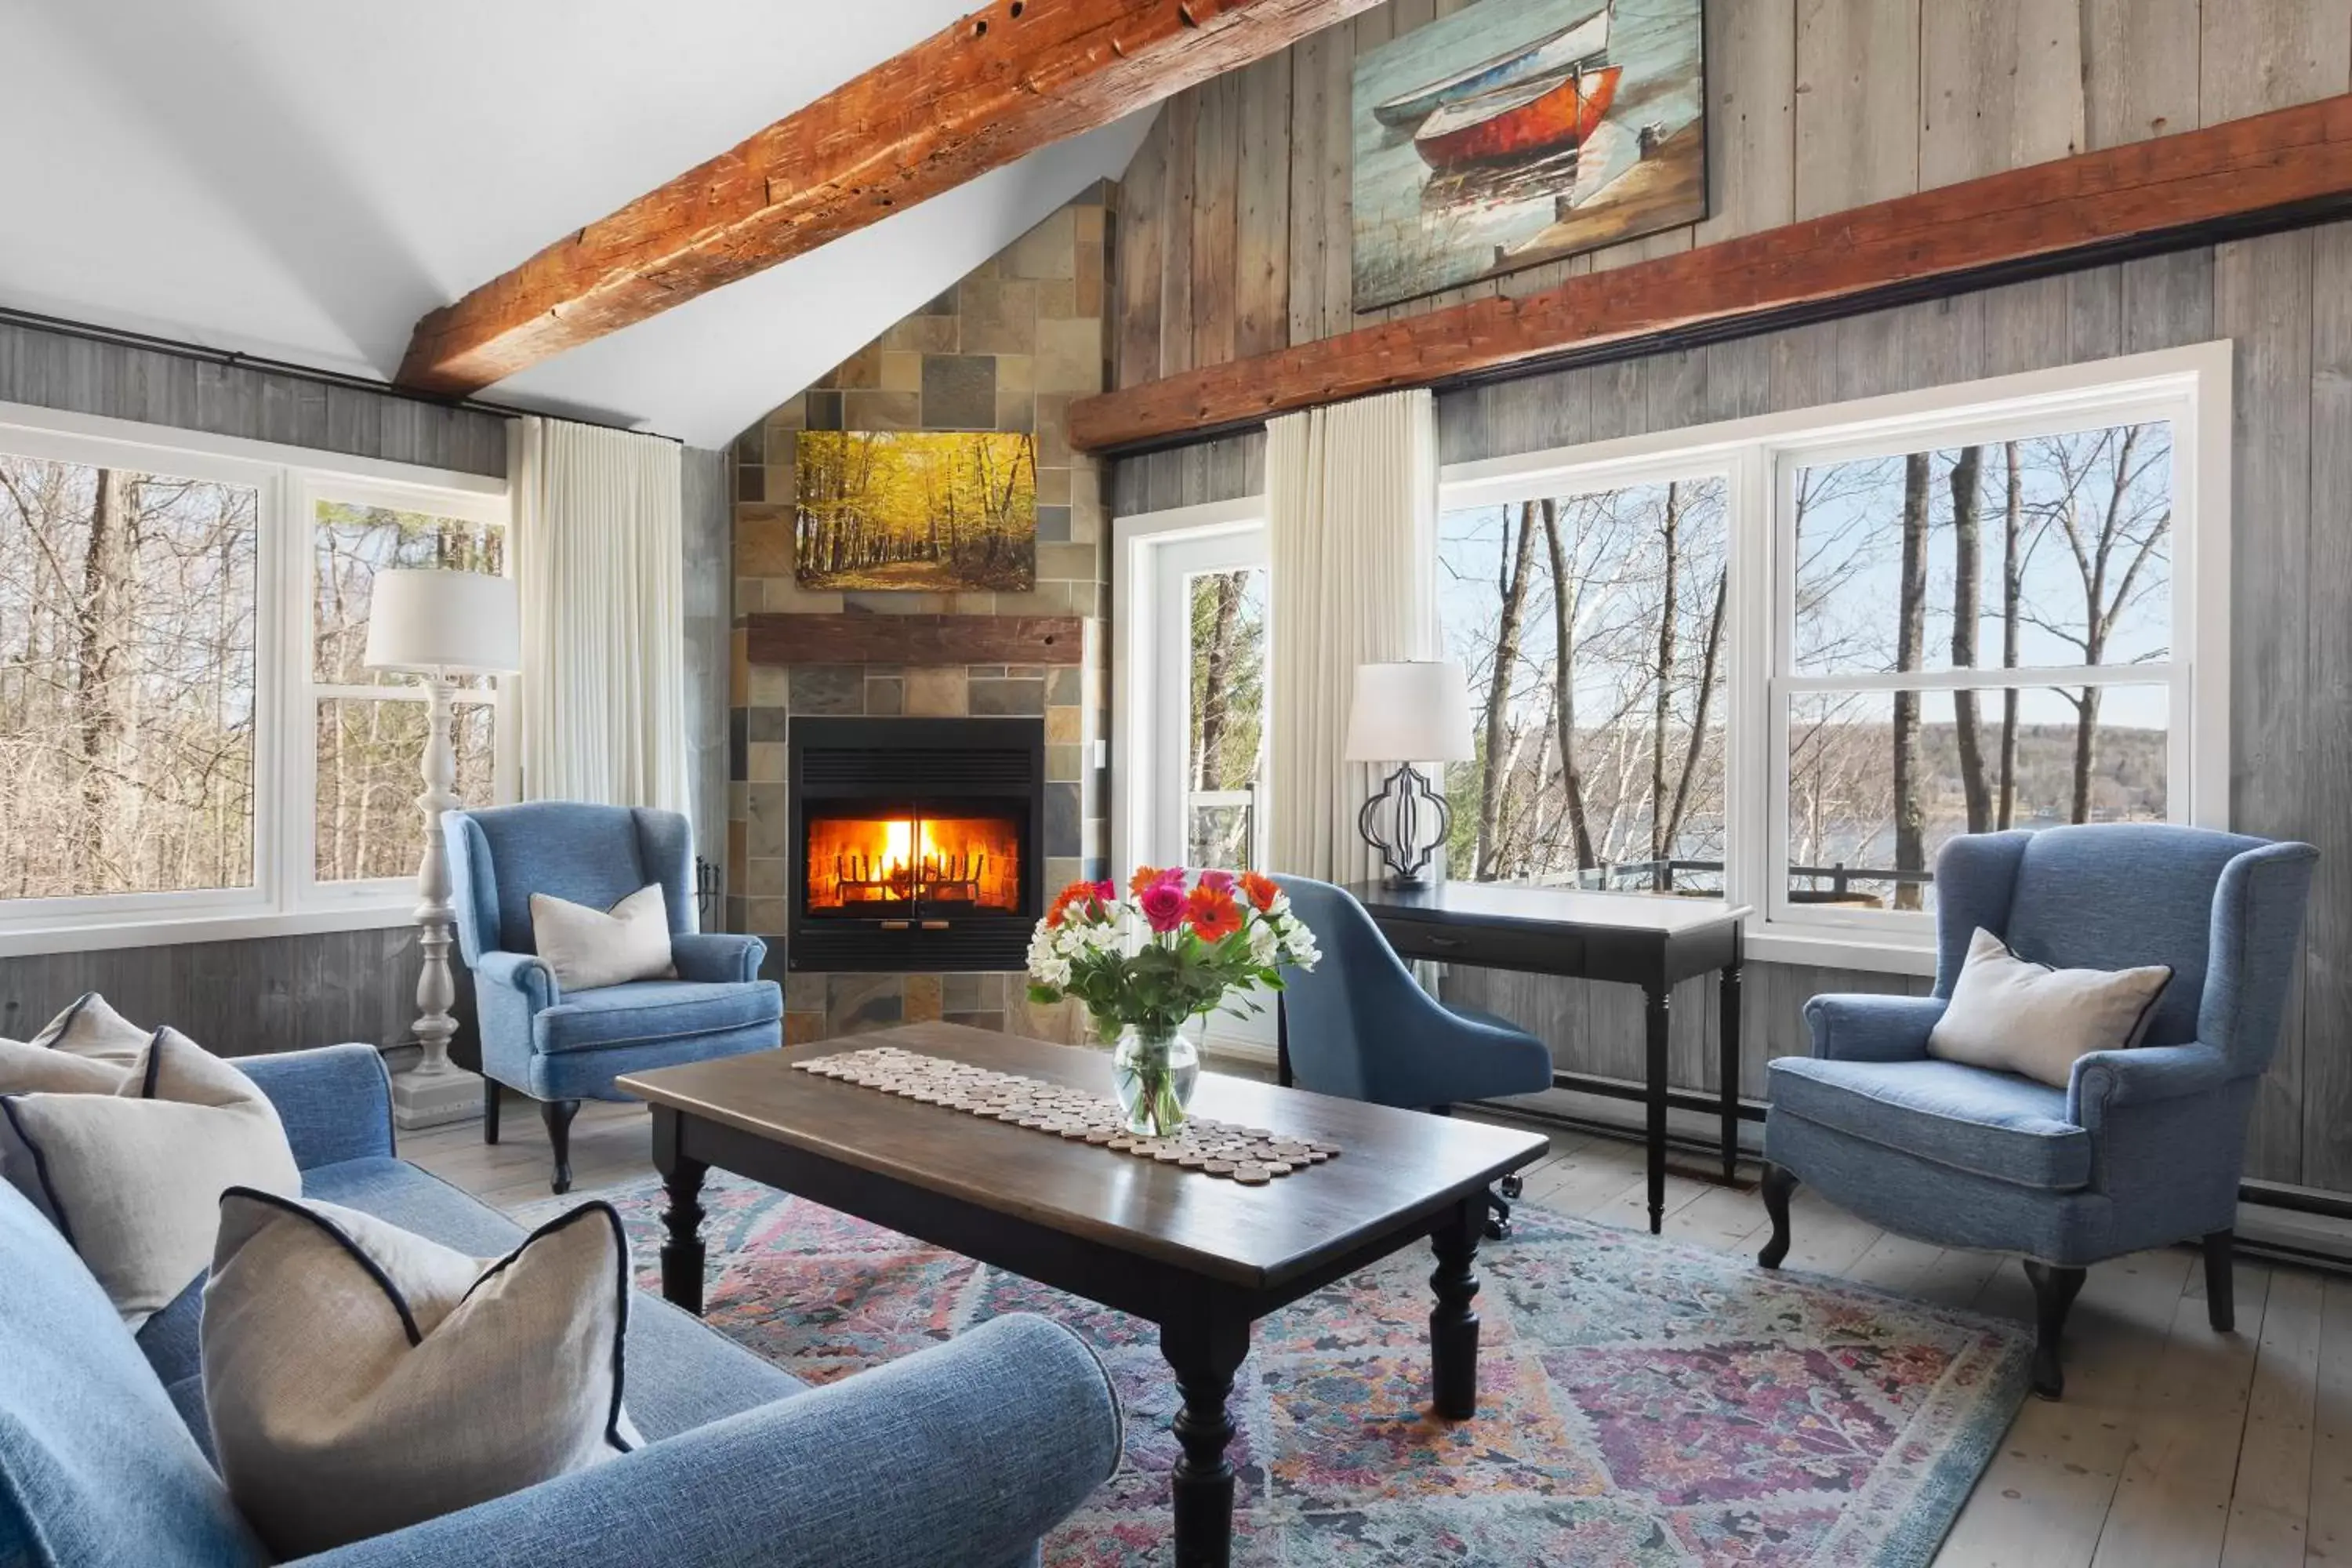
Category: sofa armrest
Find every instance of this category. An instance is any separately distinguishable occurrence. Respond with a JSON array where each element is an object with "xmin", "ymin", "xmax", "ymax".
[
  {"xmin": 2067, "ymin": 1042, "xmax": 2236, "ymax": 1133},
  {"xmin": 670, "ymin": 932, "xmax": 767, "ymax": 985},
  {"xmin": 1802, "ymin": 993, "xmax": 1947, "ymax": 1064},
  {"xmin": 477, "ymin": 949, "xmax": 559, "ymax": 1009},
  {"xmin": 297, "ymin": 1314, "xmax": 1121, "ymax": 1568},
  {"xmin": 231, "ymin": 1044, "xmax": 394, "ymax": 1170}
]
